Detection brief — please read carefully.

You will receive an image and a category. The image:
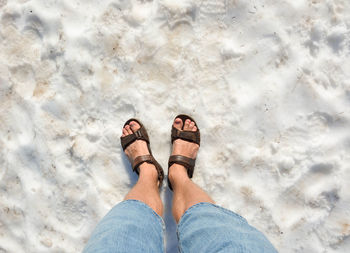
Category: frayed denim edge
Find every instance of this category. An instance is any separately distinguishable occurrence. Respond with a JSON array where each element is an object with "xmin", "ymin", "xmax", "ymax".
[
  {"xmin": 176, "ymin": 202, "xmax": 247, "ymax": 253},
  {"xmin": 120, "ymin": 199, "xmax": 166, "ymax": 253},
  {"xmin": 178, "ymin": 202, "xmax": 246, "ymax": 228}
]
